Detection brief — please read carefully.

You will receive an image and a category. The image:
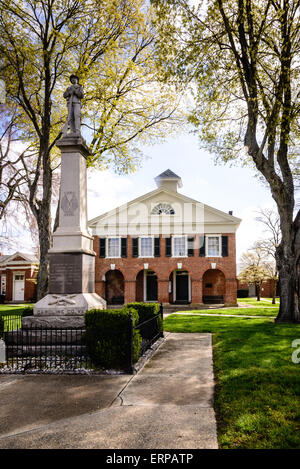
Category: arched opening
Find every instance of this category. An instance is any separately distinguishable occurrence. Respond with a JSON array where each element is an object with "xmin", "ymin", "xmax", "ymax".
[
  {"xmin": 136, "ymin": 269, "xmax": 158, "ymax": 302},
  {"xmin": 202, "ymin": 269, "xmax": 225, "ymax": 304},
  {"xmin": 169, "ymin": 270, "xmax": 190, "ymax": 304},
  {"xmin": 105, "ymin": 270, "xmax": 124, "ymax": 305}
]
